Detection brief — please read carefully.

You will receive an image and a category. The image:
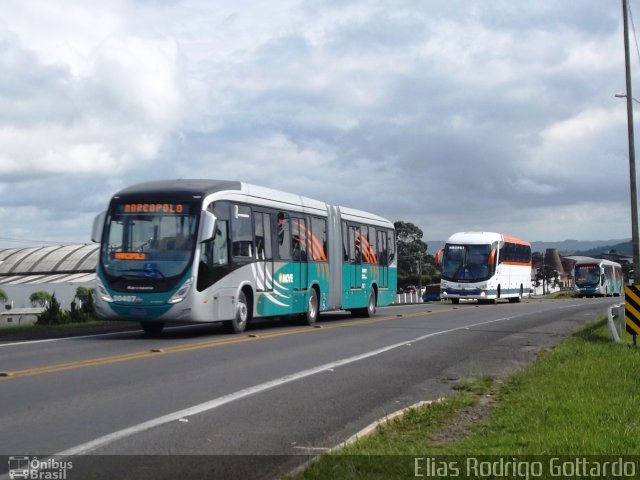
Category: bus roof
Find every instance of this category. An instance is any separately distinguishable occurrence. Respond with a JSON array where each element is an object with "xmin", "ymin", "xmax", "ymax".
[
  {"xmin": 569, "ymin": 256, "xmax": 622, "ymax": 268},
  {"xmin": 339, "ymin": 206, "xmax": 394, "ymax": 229},
  {"xmin": 113, "ymin": 179, "xmax": 328, "ymax": 213},
  {"xmin": 445, "ymin": 232, "xmax": 530, "ymax": 247},
  {"xmin": 113, "ymin": 179, "xmax": 242, "ymax": 200},
  {"xmin": 110, "ymin": 179, "xmax": 394, "ymax": 228}
]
